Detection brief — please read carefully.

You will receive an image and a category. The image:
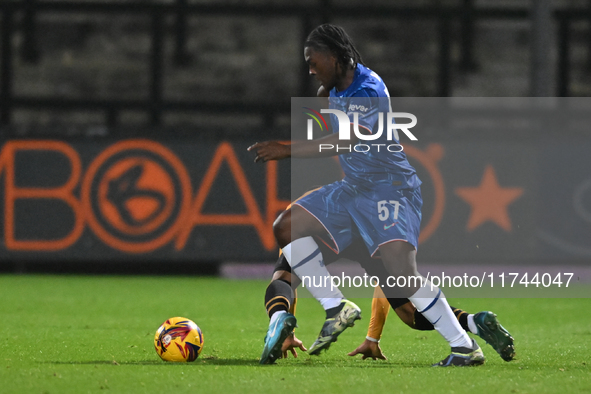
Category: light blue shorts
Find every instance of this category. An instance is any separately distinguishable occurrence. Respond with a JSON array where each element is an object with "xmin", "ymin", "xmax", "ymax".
[{"xmin": 294, "ymin": 180, "xmax": 423, "ymax": 257}]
